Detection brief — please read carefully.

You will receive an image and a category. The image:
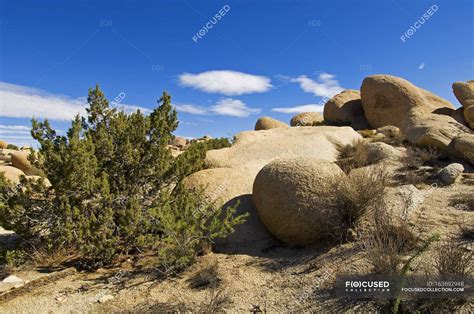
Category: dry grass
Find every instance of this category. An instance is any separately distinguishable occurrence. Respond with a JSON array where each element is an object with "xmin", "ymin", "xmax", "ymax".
[
  {"xmin": 434, "ymin": 240, "xmax": 472, "ymax": 276},
  {"xmin": 363, "ymin": 200, "xmax": 419, "ymax": 274},
  {"xmin": 336, "ymin": 139, "xmax": 384, "ymax": 173},
  {"xmin": 402, "ymin": 146, "xmax": 439, "ymax": 169},
  {"xmin": 320, "ymin": 165, "xmax": 389, "ymax": 241},
  {"xmin": 187, "ymin": 260, "xmax": 221, "ymax": 290},
  {"xmin": 450, "ymin": 192, "xmax": 474, "ymax": 212}
]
